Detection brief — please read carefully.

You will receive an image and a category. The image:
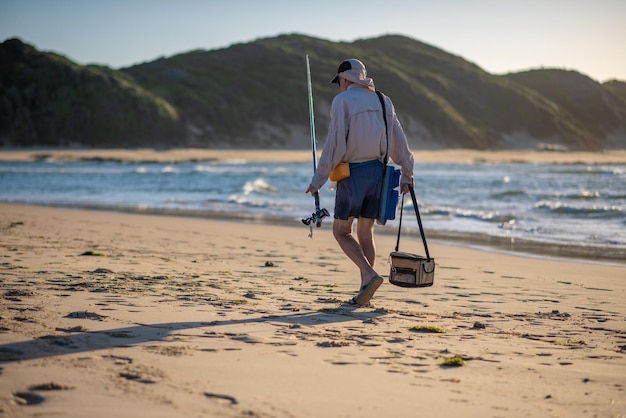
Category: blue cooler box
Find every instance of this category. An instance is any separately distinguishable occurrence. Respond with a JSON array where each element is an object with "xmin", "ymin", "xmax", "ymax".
[{"xmin": 377, "ymin": 166, "xmax": 401, "ymax": 225}]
